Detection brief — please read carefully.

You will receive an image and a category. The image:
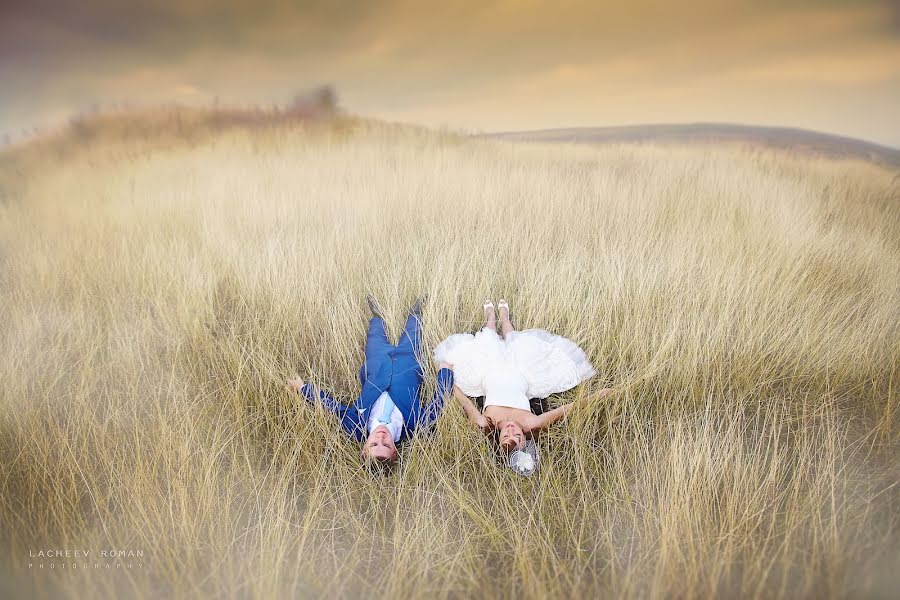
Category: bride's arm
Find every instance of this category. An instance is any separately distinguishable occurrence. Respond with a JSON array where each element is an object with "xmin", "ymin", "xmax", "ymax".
[
  {"xmin": 527, "ymin": 388, "xmax": 614, "ymax": 432},
  {"xmin": 452, "ymin": 385, "xmax": 490, "ymax": 433},
  {"xmin": 526, "ymin": 403, "xmax": 574, "ymax": 432}
]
